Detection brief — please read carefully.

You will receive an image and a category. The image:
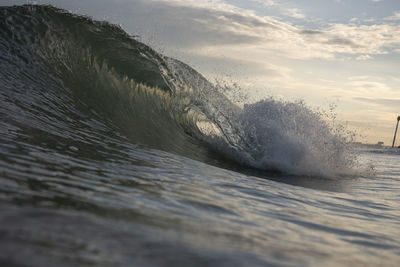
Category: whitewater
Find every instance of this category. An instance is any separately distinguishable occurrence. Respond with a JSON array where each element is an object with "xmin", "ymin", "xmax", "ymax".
[{"xmin": 1, "ymin": 5, "xmax": 400, "ymax": 266}]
